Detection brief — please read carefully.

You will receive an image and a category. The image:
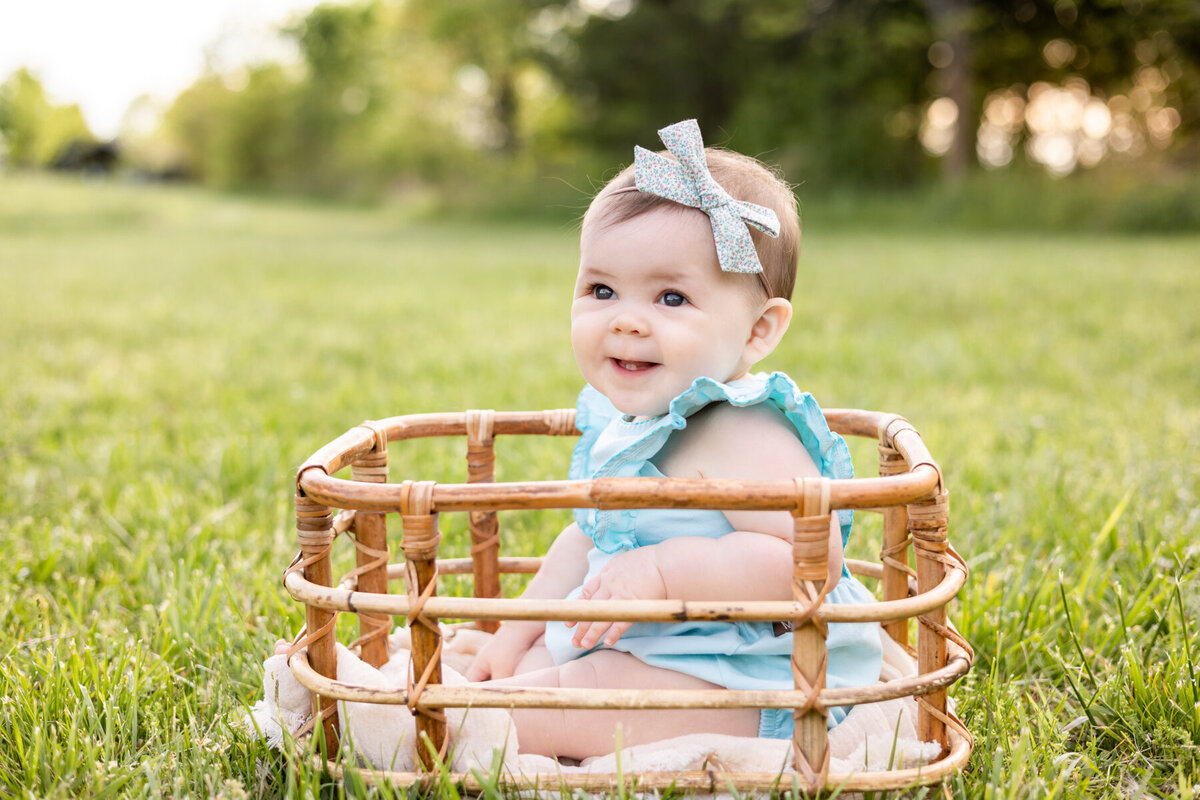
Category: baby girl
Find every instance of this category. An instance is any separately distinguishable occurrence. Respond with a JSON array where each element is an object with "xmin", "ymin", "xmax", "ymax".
[{"xmin": 461, "ymin": 119, "xmax": 883, "ymax": 761}]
